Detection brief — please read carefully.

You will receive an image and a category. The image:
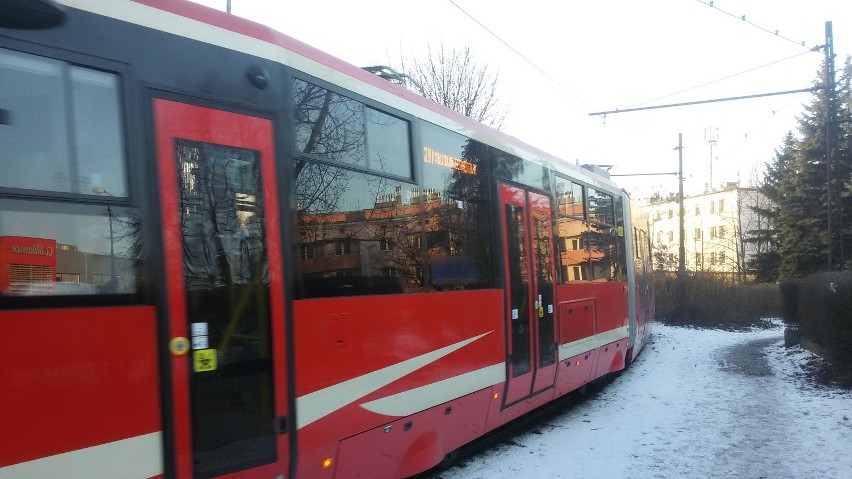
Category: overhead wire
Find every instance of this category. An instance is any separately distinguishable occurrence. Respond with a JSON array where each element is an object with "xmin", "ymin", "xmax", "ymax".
[
  {"xmin": 446, "ymin": 0, "xmax": 823, "ymax": 122},
  {"xmin": 624, "ymin": 50, "xmax": 818, "ymax": 109},
  {"xmin": 445, "ymin": 0, "xmax": 595, "ymax": 111},
  {"xmin": 694, "ymin": 0, "xmax": 816, "ymax": 50}
]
